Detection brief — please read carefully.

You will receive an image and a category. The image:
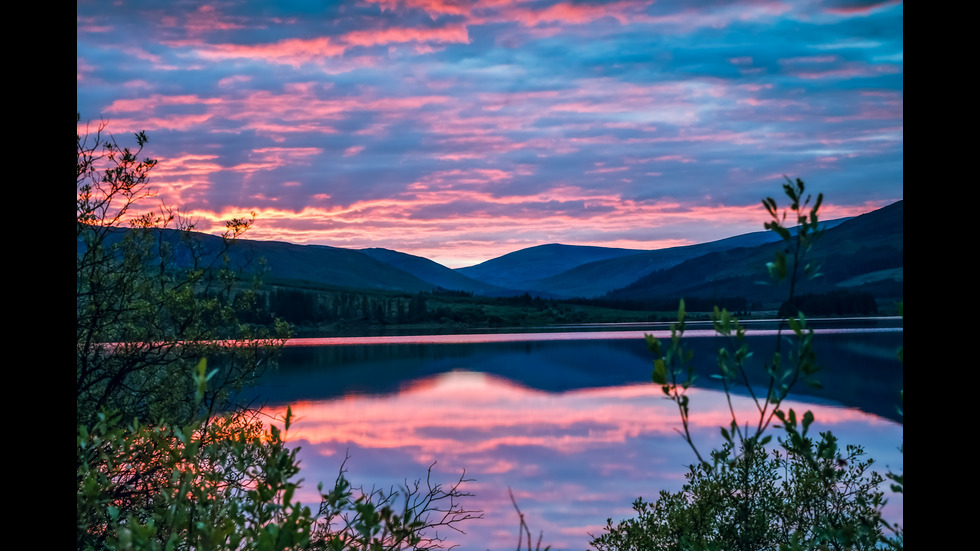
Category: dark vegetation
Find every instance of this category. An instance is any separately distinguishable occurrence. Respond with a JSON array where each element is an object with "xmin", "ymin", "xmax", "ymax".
[
  {"xmin": 777, "ymin": 289, "xmax": 879, "ymax": 317},
  {"xmin": 239, "ymin": 284, "xmax": 881, "ymax": 336},
  {"xmin": 241, "ymin": 286, "xmax": 680, "ymax": 334}
]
